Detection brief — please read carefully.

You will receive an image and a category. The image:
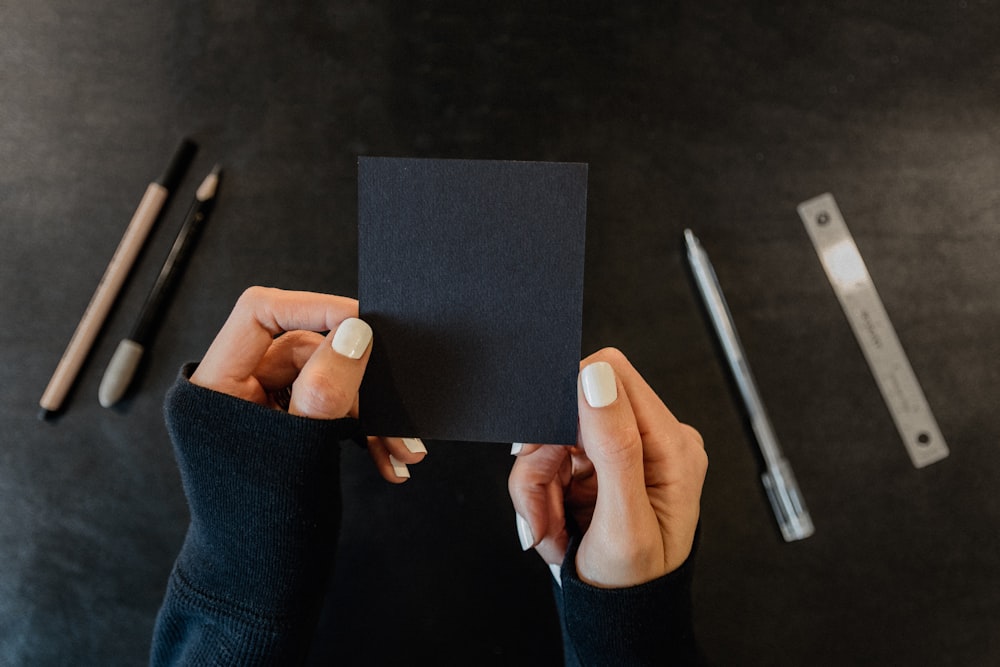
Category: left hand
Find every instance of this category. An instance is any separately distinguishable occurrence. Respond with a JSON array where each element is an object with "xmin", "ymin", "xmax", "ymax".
[{"xmin": 190, "ymin": 286, "xmax": 427, "ymax": 483}]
